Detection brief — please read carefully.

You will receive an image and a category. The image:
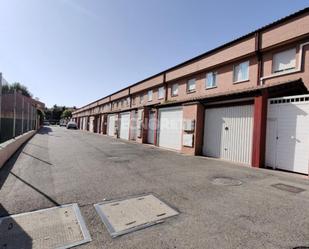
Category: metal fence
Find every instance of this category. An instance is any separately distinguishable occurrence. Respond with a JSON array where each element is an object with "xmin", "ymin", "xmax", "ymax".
[{"xmin": 0, "ymin": 73, "xmax": 38, "ymax": 143}]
